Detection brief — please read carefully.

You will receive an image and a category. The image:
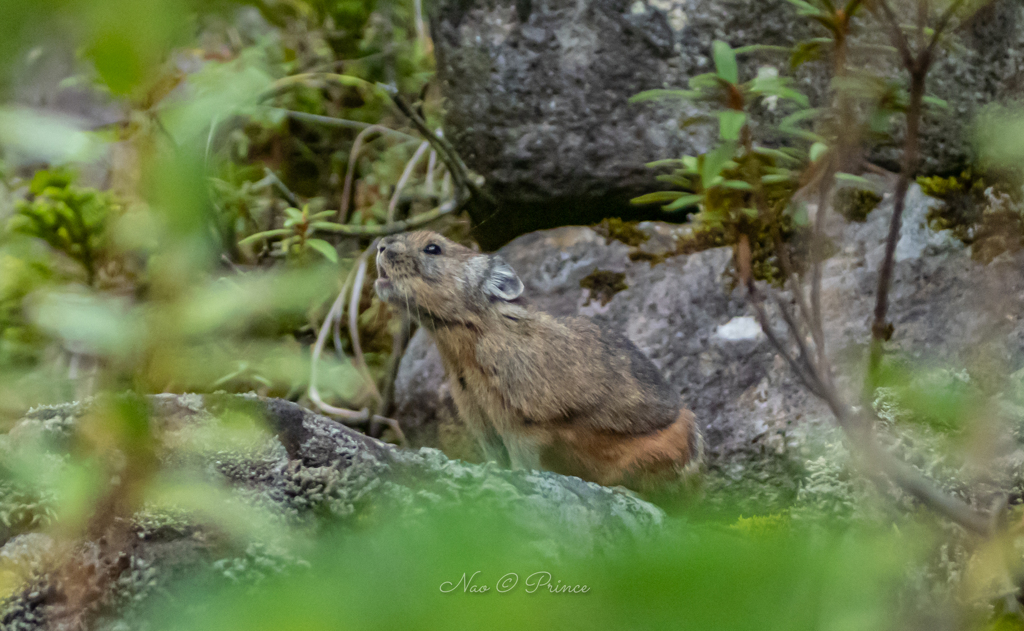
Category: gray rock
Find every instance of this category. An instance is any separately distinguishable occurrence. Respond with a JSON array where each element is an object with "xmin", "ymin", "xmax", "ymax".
[
  {"xmin": 432, "ymin": 0, "xmax": 1024, "ymax": 245},
  {"xmin": 393, "ymin": 182, "xmax": 1024, "ymax": 477},
  {"xmin": 0, "ymin": 394, "xmax": 662, "ymax": 630},
  {"xmin": 431, "ymin": 0, "xmax": 713, "ymax": 247}
]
